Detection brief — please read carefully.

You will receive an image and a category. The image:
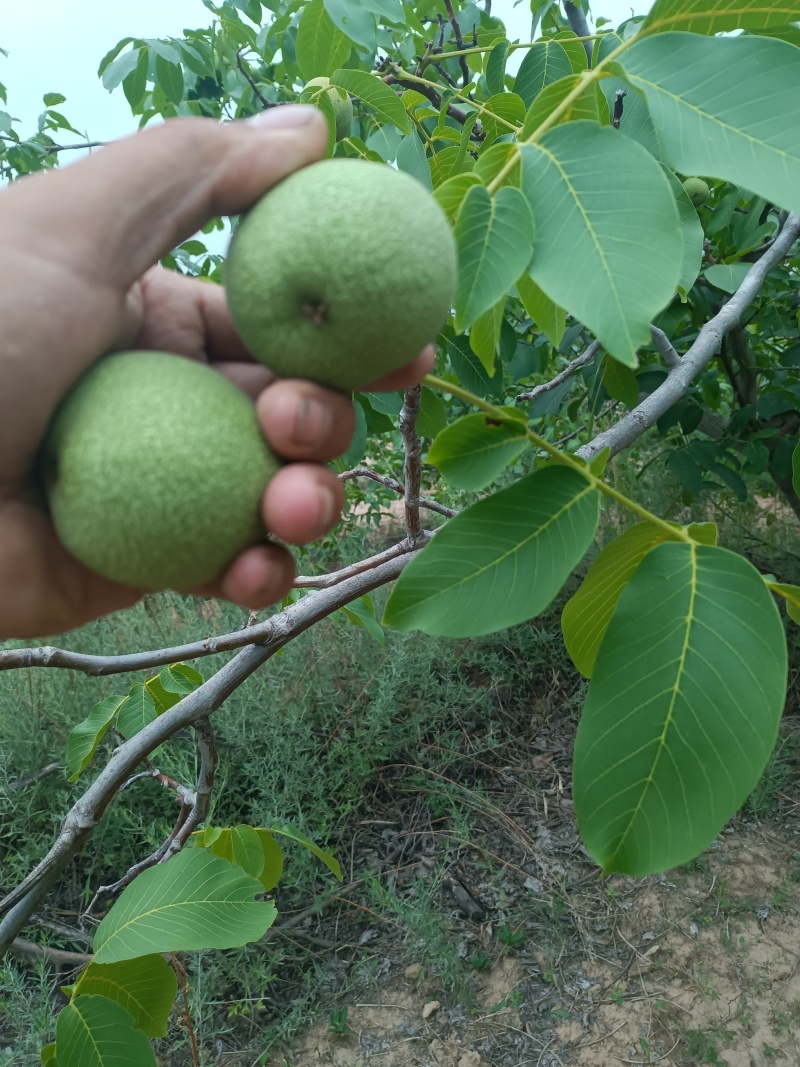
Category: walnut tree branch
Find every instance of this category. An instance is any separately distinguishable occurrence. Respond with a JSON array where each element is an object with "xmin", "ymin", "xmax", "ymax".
[
  {"xmin": 236, "ymin": 47, "xmax": 277, "ymax": 110},
  {"xmin": 0, "ymin": 550, "xmax": 425, "ymax": 952},
  {"xmin": 576, "ymin": 213, "xmax": 800, "ymax": 460},
  {"xmin": 563, "ymin": 2, "xmax": 594, "ymax": 65},
  {"xmin": 444, "ymin": 0, "xmax": 472, "ymax": 88},
  {"xmin": 515, "ymin": 341, "xmax": 601, "ymax": 403},
  {"xmin": 649, "ymin": 324, "xmax": 681, "ymax": 369},
  {"xmin": 399, "ymin": 385, "xmax": 424, "ymax": 541},
  {"xmin": 338, "ymin": 468, "xmax": 456, "ymax": 519}
]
